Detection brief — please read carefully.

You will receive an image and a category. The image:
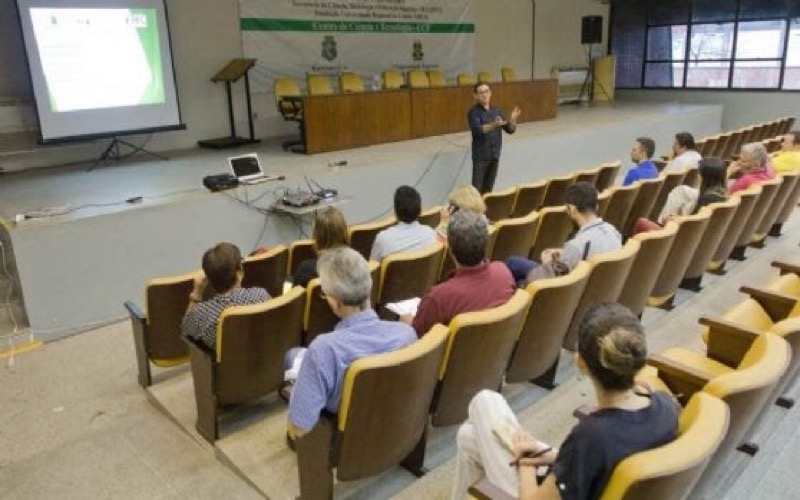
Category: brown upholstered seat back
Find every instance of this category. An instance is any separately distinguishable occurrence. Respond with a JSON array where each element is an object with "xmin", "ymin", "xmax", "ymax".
[
  {"xmin": 599, "ymin": 184, "xmax": 640, "ymax": 234},
  {"xmin": 734, "ymin": 177, "xmax": 781, "ymax": 248},
  {"xmin": 348, "ymin": 216, "xmax": 396, "ymax": 259},
  {"xmin": 241, "ymin": 245, "xmax": 288, "ymax": 298},
  {"xmin": 650, "ymin": 170, "xmax": 687, "ymax": 220},
  {"xmin": 215, "ymin": 287, "xmax": 305, "ymax": 405},
  {"xmin": 623, "ymin": 177, "xmax": 663, "ymax": 237},
  {"xmin": 620, "ymin": 222, "xmax": 679, "ymax": 317},
  {"xmin": 144, "ymin": 274, "xmax": 194, "ymax": 362},
  {"xmin": 540, "ymin": 174, "xmax": 575, "ymax": 209},
  {"xmin": 683, "ymin": 166, "xmax": 700, "ymax": 188},
  {"xmin": 418, "ymin": 205, "xmax": 443, "ymax": 229},
  {"xmin": 709, "ymin": 185, "xmax": 761, "ymax": 269},
  {"xmin": 753, "ymin": 174, "xmax": 796, "ymax": 242},
  {"xmin": 432, "ymin": 290, "xmax": 531, "ymax": 426},
  {"xmin": 529, "ymin": 206, "xmax": 573, "ymax": 261},
  {"xmin": 483, "ymin": 187, "xmax": 518, "ymax": 221},
  {"xmin": 336, "ymin": 325, "xmax": 448, "ymax": 480},
  {"xmin": 574, "ymin": 167, "xmax": 600, "ymax": 185},
  {"xmin": 506, "ymin": 261, "xmax": 591, "ymax": 383},
  {"xmin": 563, "ymin": 239, "xmax": 640, "ymax": 350},
  {"xmin": 648, "ymin": 209, "xmax": 712, "ymax": 307},
  {"xmin": 683, "ymin": 199, "xmax": 739, "ymax": 282},
  {"xmin": 595, "ymin": 161, "xmax": 622, "ymax": 192},
  {"xmin": 511, "ymin": 180, "xmax": 547, "ymax": 217},
  {"xmin": 773, "ymin": 172, "xmax": 800, "ymax": 227},
  {"xmin": 287, "ymin": 239, "xmax": 316, "ymax": 278},
  {"xmin": 489, "ymin": 211, "xmax": 540, "ymax": 262},
  {"xmin": 378, "ymin": 242, "xmax": 444, "ymax": 305}
]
